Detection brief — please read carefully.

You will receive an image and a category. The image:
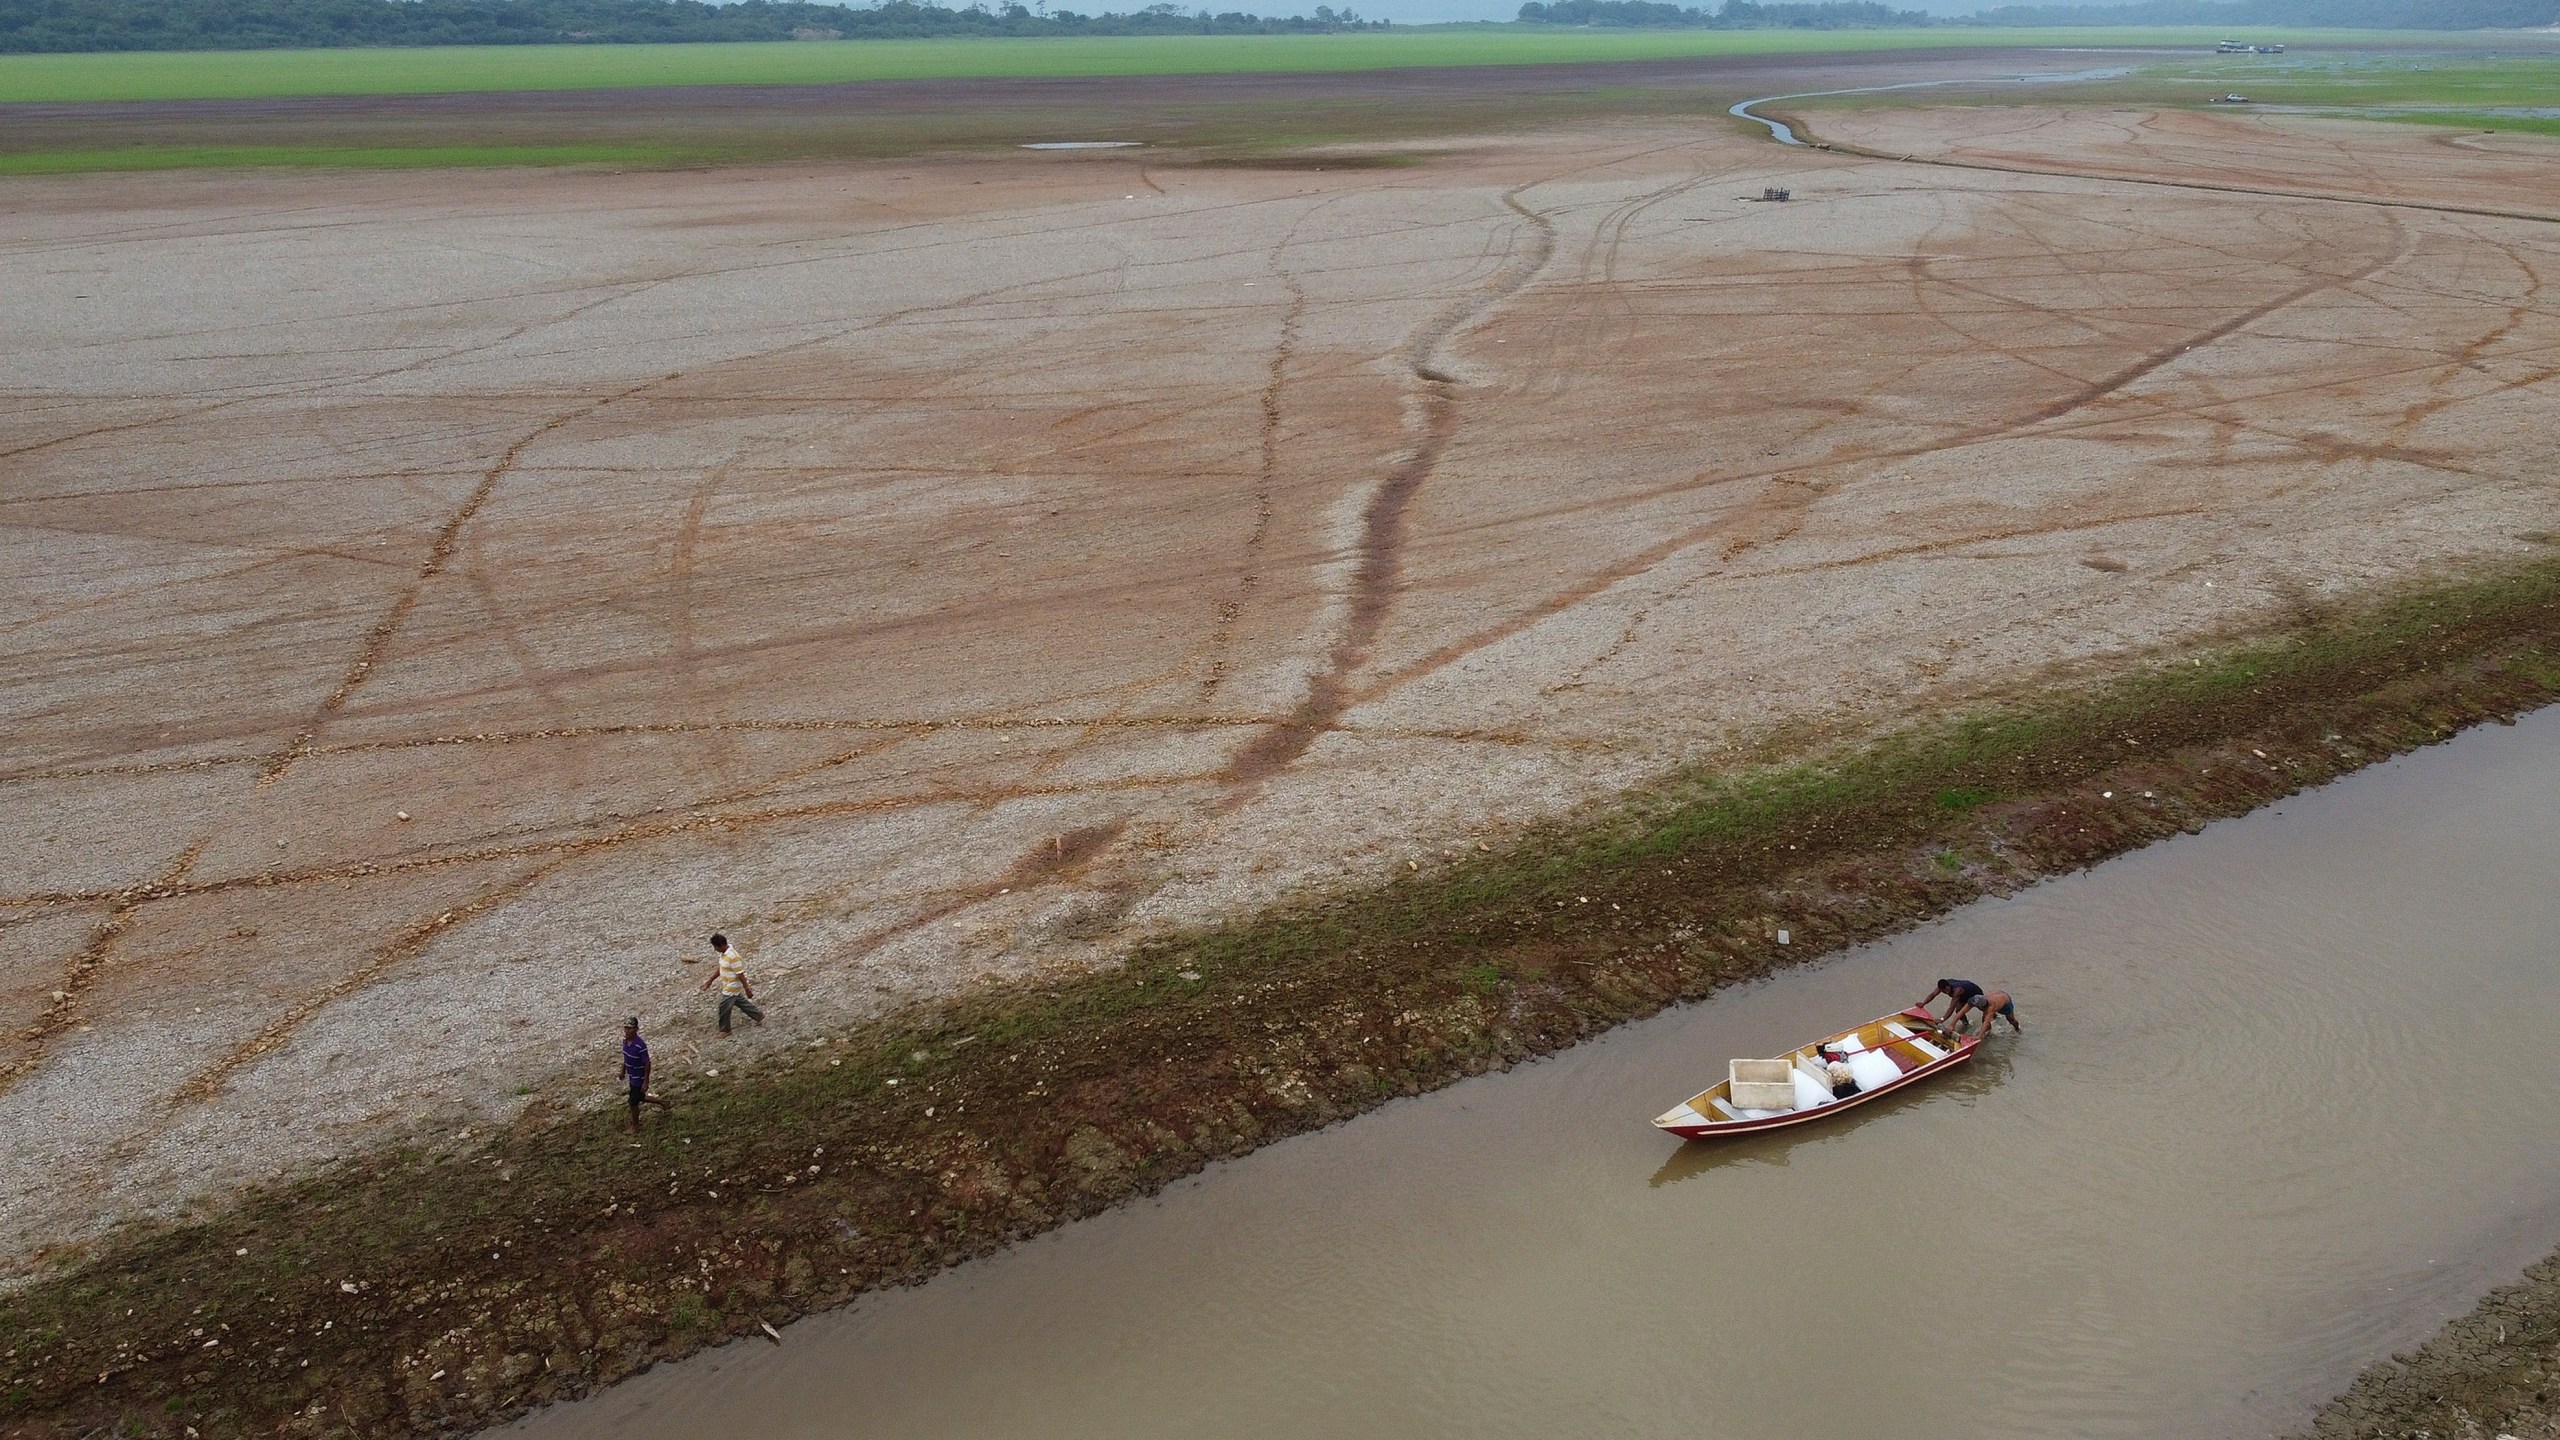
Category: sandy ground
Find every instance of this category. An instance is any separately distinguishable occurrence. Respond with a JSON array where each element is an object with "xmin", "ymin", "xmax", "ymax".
[{"xmin": 3, "ymin": 104, "xmax": 2557, "ymax": 1277}]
